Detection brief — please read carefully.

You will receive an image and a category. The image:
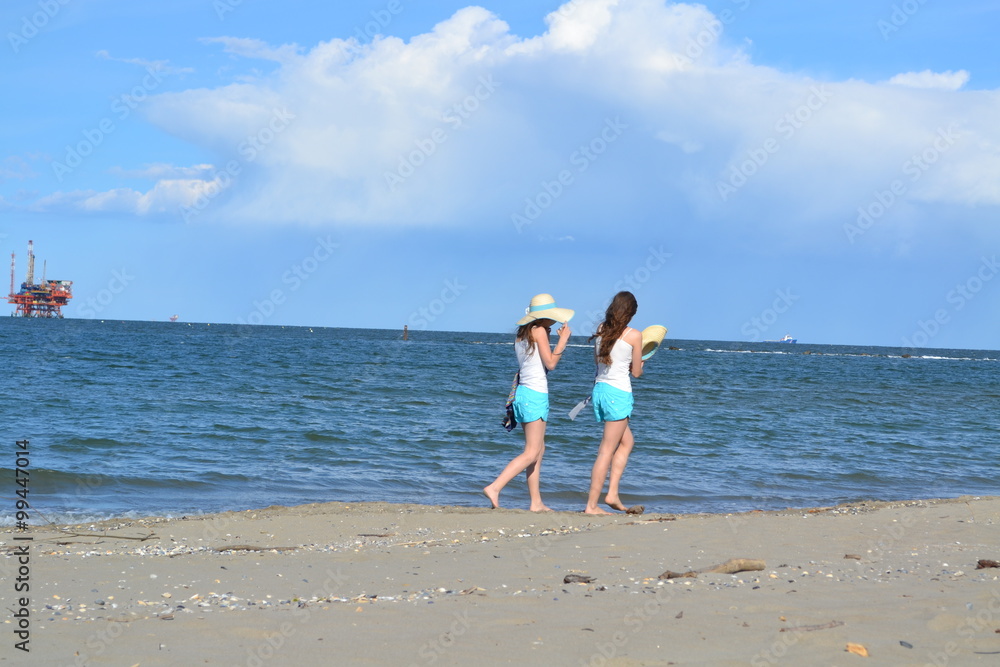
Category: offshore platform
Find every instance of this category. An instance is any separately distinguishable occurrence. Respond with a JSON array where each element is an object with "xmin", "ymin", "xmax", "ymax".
[{"xmin": 7, "ymin": 240, "xmax": 73, "ymax": 318}]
